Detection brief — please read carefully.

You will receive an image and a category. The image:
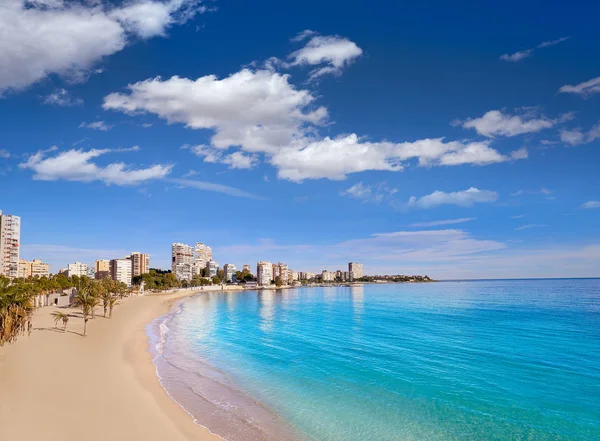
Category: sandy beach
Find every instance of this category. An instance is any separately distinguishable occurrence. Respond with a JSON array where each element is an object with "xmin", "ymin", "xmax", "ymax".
[{"xmin": 0, "ymin": 287, "xmax": 242, "ymax": 441}]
